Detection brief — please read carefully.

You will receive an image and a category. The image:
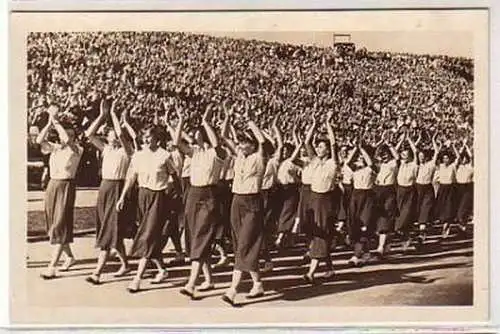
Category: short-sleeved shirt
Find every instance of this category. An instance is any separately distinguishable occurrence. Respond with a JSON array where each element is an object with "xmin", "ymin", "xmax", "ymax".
[
  {"xmin": 277, "ymin": 159, "xmax": 301, "ymax": 185},
  {"xmin": 375, "ymin": 159, "xmax": 398, "ymax": 186},
  {"xmin": 456, "ymin": 164, "xmax": 473, "ymax": 184},
  {"xmin": 129, "ymin": 147, "xmax": 172, "ymax": 191},
  {"xmin": 353, "ymin": 166, "xmax": 375, "ymax": 190},
  {"xmin": 261, "ymin": 156, "xmax": 280, "ymax": 190},
  {"xmin": 301, "ymin": 160, "xmax": 316, "ymax": 185},
  {"xmin": 232, "ymin": 152, "xmax": 265, "ymax": 195},
  {"xmin": 45, "ymin": 143, "xmax": 83, "ymax": 180},
  {"xmin": 437, "ymin": 163, "xmax": 457, "ymax": 185},
  {"xmin": 397, "ymin": 161, "xmax": 418, "ymax": 186},
  {"xmin": 416, "ymin": 161, "xmax": 436, "ymax": 185},
  {"xmin": 101, "ymin": 145, "xmax": 130, "ymax": 180},
  {"xmin": 341, "ymin": 164, "xmax": 354, "ymax": 185},
  {"xmin": 190, "ymin": 146, "xmax": 224, "ymax": 187},
  {"xmin": 310, "ymin": 157, "xmax": 338, "ymax": 193}
]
